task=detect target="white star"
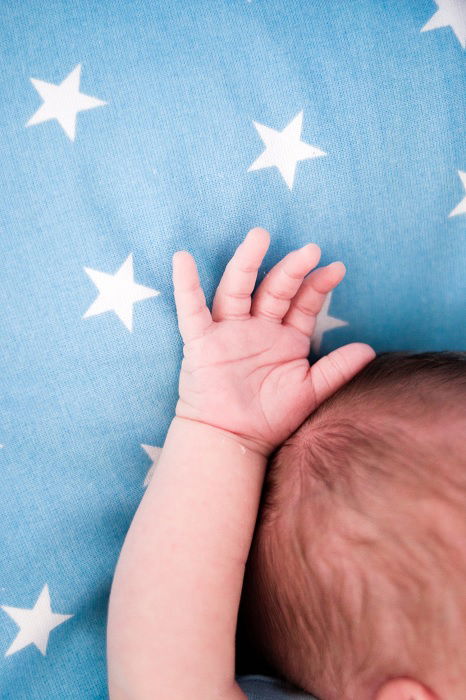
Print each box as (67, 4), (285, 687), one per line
(83, 254), (160, 332)
(141, 443), (163, 487)
(26, 64), (107, 141)
(247, 111), (326, 190)
(448, 170), (466, 217)
(421, 0), (466, 48)
(1, 584), (73, 657)
(311, 291), (349, 355)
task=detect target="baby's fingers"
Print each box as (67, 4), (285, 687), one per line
(310, 342), (376, 407)
(172, 251), (213, 343)
(282, 261), (346, 337)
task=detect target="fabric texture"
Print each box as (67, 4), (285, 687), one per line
(0, 1), (464, 697)
(237, 675), (316, 700)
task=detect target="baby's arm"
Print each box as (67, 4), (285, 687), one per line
(106, 226), (376, 699)
(106, 416), (266, 699)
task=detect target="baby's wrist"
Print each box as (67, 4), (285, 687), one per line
(172, 414), (273, 458)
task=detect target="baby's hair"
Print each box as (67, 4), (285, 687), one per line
(237, 351), (466, 700)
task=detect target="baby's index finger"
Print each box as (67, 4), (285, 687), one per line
(211, 227), (271, 322)
(172, 249), (191, 269)
(172, 250), (213, 344)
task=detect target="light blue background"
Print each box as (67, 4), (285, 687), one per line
(0, 1), (464, 697)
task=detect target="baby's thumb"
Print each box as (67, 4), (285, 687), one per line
(309, 342), (376, 408)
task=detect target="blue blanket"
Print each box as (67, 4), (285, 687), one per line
(0, 1), (464, 697)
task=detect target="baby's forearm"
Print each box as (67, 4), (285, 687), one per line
(106, 416), (267, 699)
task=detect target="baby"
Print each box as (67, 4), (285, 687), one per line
(237, 349), (466, 700)
(106, 227), (465, 700)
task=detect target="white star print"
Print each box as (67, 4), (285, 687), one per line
(311, 291), (348, 355)
(448, 170), (466, 217)
(247, 111), (326, 190)
(26, 64), (107, 141)
(1, 584), (73, 657)
(421, 0), (466, 48)
(141, 443), (163, 487)
(83, 254), (160, 332)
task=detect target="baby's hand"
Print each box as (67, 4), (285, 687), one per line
(172, 227), (375, 456)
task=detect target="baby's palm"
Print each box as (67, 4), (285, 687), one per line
(173, 228), (375, 456)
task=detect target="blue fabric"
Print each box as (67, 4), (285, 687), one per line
(0, 1), (464, 697)
(237, 675), (316, 699)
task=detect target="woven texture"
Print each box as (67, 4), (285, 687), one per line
(0, 1), (464, 697)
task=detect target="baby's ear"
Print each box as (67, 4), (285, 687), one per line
(375, 678), (438, 700)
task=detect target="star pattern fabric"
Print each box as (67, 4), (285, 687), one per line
(449, 170), (466, 217)
(1, 585), (73, 658)
(421, 0), (466, 48)
(310, 292), (348, 356)
(141, 443), (163, 486)
(83, 254), (160, 331)
(26, 64), (107, 141)
(248, 111), (326, 190)
(0, 1), (464, 698)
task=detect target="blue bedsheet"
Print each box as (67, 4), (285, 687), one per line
(0, 1), (464, 697)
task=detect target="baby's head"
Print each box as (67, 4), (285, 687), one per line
(238, 351), (466, 700)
